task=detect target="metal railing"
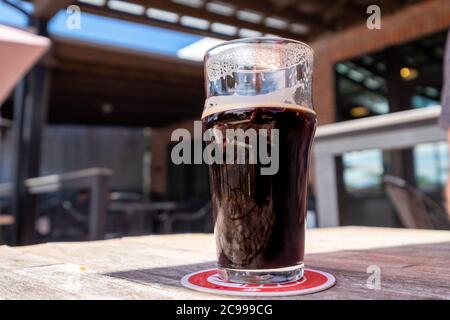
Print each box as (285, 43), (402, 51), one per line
(313, 106), (446, 227)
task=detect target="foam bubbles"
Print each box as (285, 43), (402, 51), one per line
(203, 39), (314, 116)
(205, 40), (313, 82)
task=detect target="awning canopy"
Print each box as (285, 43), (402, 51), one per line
(0, 35), (204, 127)
(29, 0), (413, 42)
(46, 38), (205, 127)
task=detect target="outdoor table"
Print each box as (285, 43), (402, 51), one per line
(0, 226), (449, 299)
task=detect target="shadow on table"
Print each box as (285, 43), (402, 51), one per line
(107, 261), (216, 285)
(104, 241), (450, 299)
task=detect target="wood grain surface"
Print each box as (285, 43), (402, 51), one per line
(0, 226), (449, 299)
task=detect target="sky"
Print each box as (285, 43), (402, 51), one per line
(0, 0), (220, 60)
(0, 0), (32, 27)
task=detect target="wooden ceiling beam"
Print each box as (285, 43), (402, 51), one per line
(50, 97), (203, 119)
(51, 68), (203, 94)
(221, 0), (321, 25)
(53, 61), (203, 87)
(51, 77), (203, 102)
(46, 106), (192, 127)
(219, 0), (327, 35)
(49, 94), (202, 117)
(77, 0), (307, 41)
(351, 0), (407, 13)
(32, 0), (75, 19)
(143, 0), (308, 38)
(51, 37), (203, 76)
(77, 3), (233, 40)
(50, 96), (203, 119)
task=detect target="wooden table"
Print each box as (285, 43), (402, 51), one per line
(1, 226), (449, 299)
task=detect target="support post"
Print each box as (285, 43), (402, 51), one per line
(313, 151), (340, 227)
(11, 17), (50, 245)
(88, 174), (109, 240)
(11, 77), (30, 245)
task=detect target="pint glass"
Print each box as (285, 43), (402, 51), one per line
(202, 38), (316, 284)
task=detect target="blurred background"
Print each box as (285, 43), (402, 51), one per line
(0, 0), (449, 246)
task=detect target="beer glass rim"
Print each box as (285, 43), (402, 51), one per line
(204, 37), (313, 62)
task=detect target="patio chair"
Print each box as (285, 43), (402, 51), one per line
(383, 175), (450, 230)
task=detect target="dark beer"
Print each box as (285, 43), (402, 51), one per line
(202, 103), (317, 271)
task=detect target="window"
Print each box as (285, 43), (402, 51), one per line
(414, 142), (449, 191)
(342, 149), (383, 193)
(335, 30), (447, 121)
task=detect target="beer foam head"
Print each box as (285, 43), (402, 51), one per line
(201, 101), (316, 119)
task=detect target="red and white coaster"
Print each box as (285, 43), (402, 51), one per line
(181, 268), (336, 297)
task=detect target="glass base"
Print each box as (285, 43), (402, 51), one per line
(218, 263), (304, 284)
